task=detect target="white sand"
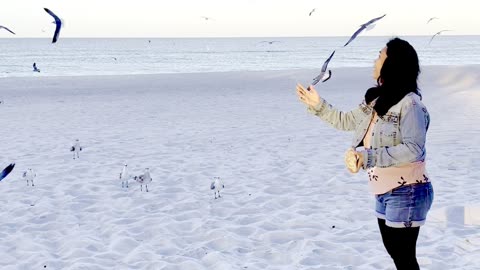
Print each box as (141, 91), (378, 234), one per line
(0, 66), (479, 269)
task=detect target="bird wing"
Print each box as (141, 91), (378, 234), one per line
(312, 50), (335, 85)
(44, 8), (62, 43)
(44, 8), (61, 24)
(0, 26), (16, 35)
(0, 163), (15, 182)
(344, 14), (385, 47)
(210, 182), (215, 190)
(343, 26), (365, 47)
(428, 33), (439, 44)
(322, 70), (333, 83)
(321, 50), (335, 72)
(428, 30), (450, 45)
(363, 14), (386, 27)
(52, 22), (62, 43)
(427, 17), (438, 24)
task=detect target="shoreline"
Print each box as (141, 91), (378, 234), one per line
(1, 64), (480, 81)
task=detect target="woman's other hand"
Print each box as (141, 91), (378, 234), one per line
(344, 148), (364, 173)
(296, 84), (320, 107)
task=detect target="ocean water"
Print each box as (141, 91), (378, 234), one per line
(0, 36), (479, 77)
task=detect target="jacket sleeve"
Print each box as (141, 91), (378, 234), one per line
(361, 99), (429, 168)
(307, 98), (367, 131)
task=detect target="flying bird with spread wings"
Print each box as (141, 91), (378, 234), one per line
(311, 50), (336, 85)
(343, 14), (387, 47)
(429, 30), (451, 45)
(44, 8), (63, 43)
(427, 17), (439, 24)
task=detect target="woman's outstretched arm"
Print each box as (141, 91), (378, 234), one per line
(297, 84), (368, 131)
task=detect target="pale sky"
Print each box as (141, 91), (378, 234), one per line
(0, 0), (479, 38)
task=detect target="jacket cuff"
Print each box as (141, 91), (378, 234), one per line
(307, 98), (327, 115)
(361, 149), (376, 169)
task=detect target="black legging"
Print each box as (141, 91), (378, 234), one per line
(378, 218), (420, 270)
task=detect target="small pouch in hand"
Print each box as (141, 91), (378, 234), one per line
(344, 149), (361, 173)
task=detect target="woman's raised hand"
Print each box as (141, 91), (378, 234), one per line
(296, 84), (320, 107)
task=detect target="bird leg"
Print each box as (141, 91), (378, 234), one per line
(146, 185), (149, 192)
(140, 185), (143, 192)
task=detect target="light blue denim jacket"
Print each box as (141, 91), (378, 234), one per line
(307, 92), (430, 169)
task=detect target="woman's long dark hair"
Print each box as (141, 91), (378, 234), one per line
(365, 38), (421, 116)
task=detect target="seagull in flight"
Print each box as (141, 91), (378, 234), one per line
(201, 16), (215, 21)
(311, 50), (335, 85)
(428, 30), (451, 45)
(0, 26), (15, 35)
(309, 8), (316, 16)
(427, 17), (439, 24)
(343, 14), (386, 47)
(44, 8), (63, 43)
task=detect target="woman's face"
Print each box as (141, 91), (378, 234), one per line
(373, 47), (388, 81)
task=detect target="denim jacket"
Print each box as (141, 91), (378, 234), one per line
(307, 92), (429, 169)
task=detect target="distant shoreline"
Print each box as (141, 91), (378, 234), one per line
(1, 65), (479, 81)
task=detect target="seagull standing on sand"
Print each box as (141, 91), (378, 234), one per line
(120, 163), (130, 188)
(210, 176), (224, 199)
(70, 139), (82, 159)
(427, 17), (439, 24)
(309, 8), (316, 16)
(0, 26), (15, 35)
(311, 50), (335, 85)
(134, 168), (152, 192)
(429, 30), (451, 45)
(44, 8), (63, 43)
(23, 169), (36, 187)
(343, 14), (387, 47)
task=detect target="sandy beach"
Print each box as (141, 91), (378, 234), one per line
(0, 66), (479, 269)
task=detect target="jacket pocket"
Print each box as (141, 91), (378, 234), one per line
(378, 112), (400, 147)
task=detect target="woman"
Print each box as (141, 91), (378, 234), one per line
(296, 38), (433, 270)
